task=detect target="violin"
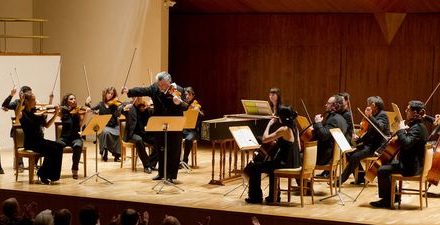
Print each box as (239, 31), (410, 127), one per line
(67, 106), (88, 115)
(165, 83), (182, 98)
(34, 105), (57, 116)
(357, 118), (369, 137)
(106, 98), (122, 107)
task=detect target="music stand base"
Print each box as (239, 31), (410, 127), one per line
(179, 161), (192, 174)
(152, 179), (184, 194)
(80, 172), (113, 184)
(224, 178), (248, 198)
(320, 190), (354, 206)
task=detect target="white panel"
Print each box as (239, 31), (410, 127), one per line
(0, 55), (61, 149)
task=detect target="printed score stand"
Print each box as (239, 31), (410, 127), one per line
(224, 126), (260, 197)
(180, 109), (199, 173)
(147, 116), (186, 194)
(80, 115), (112, 184)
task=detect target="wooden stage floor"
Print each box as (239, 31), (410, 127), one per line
(1, 141), (440, 225)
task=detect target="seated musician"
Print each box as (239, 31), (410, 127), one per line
(370, 100), (428, 208)
(123, 97), (158, 173)
(59, 93), (89, 179)
(87, 87), (122, 162)
(314, 95), (348, 176)
(338, 96), (390, 185)
(244, 105), (300, 204)
(182, 87), (204, 166)
(17, 92), (64, 184)
(338, 92), (354, 143)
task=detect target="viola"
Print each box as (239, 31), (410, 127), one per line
(106, 98), (122, 107)
(296, 115), (315, 151)
(357, 118), (369, 137)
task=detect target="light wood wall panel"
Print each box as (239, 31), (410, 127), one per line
(170, 13), (440, 120)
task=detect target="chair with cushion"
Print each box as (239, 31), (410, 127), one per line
(12, 124), (41, 184)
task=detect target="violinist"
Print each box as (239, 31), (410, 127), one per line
(122, 71), (188, 183)
(314, 95), (348, 177)
(181, 87), (204, 166)
(17, 92), (63, 184)
(122, 97), (158, 173)
(338, 92), (354, 143)
(370, 100), (428, 208)
(87, 87), (122, 162)
(338, 96), (390, 185)
(244, 105), (300, 204)
(59, 93), (89, 179)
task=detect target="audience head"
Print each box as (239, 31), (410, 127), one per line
(120, 208), (139, 225)
(79, 205), (99, 225)
(2, 198), (20, 218)
(54, 209), (72, 225)
(161, 215), (181, 225)
(34, 209), (54, 225)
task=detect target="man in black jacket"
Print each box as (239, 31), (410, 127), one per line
(370, 100), (428, 208)
(338, 96), (390, 185)
(123, 97), (158, 173)
(122, 71), (188, 182)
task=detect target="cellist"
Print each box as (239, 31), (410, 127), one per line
(338, 96), (390, 185)
(370, 100), (428, 208)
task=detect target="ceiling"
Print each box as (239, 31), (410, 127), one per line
(170, 0), (440, 13)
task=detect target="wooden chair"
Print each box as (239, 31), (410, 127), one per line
(182, 139), (199, 168)
(314, 143), (341, 195)
(12, 124), (41, 184)
(273, 141), (317, 207)
(54, 122), (87, 177)
(391, 145), (434, 209)
(118, 118), (137, 171)
(354, 156), (378, 185)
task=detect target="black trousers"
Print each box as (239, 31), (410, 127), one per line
(129, 133), (159, 169)
(182, 129), (197, 164)
(340, 145), (373, 183)
(157, 131), (182, 179)
(32, 139), (64, 181)
(59, 137), (83, 171)
(244, 160), (278, 201)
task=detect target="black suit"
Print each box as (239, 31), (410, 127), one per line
(313, 112), (348, 165)
(340, 110), (390, 183)
(377, 119), (427, 202)
(127, 84), (188, 179)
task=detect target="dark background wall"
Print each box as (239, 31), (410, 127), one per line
(169, 13), (440, 121)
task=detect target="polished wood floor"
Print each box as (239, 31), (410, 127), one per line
(1, 141), (440, 225)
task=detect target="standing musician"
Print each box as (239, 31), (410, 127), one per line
(338, 92), (354, 143)
(338, 96), (390, 185)
(17, 92), (64, 184)
(370, 100), (428, 208)
(59, 93), (89, 179)
(244, 105), (300, 204)
(269, 87), (282, 116)
(122, 97), (159, 174)
(314, 95), (349, 169)
(122, 71), (188, 183)
(181, 87), (203, 166)
(86, 87), (122, 162)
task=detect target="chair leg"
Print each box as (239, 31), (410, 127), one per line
(425, 181), (429, 208)
(300, 177), (304, 207)
(329, 169), (334, 195)
(310, 178), (315, 205)
(120, 146), (125, 168)
(29, 158), (35, 184)
(391, 177), (396, 209)
(131, 147), (136, 172)
(419, 180), (423, 210)
(15, 159), (19, 182)
(274, 177), (280, 203)
(83, 148), (87, 177)
(287, 178), (291, 202)
(398, 180), (403, 209)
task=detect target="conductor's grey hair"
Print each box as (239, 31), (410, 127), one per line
(156, 71), (172, 82)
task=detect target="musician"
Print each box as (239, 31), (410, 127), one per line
(58, 93), (88, 179)
(370, 100), (428, 208)
(182, 87), (203, 165)
(123, 97), (158, 173)
(244, 105), (300, 204)
(338, 92), (354, 143)
(314, 95), (348, 167)
(17, 92), (64, 184)
(87, 87), (122, 162)
(269, 87), (282, 116)
(122, 71), (188, 182)
(338, 96), (390, 185)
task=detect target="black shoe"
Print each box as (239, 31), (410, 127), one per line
(316, 171), (330, 179)
(245, 198), (262, 204)
(265, 196), (280, 203)
(350, 180), (365, 185)
(114, 156), (120, 162)
(369, 199), (389, 208)
(166, 178), (175, 184)
(0, 168), (4, 174)
(144, 167), (152, 174)
(152, 175), (163, 180)
(38, 176), (51, 185)
(102, 151), (108, 162)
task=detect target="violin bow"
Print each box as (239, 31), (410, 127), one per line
(51, 57), (62, 96)
(14, 67), (21, 88)
(300, 98), (313, 124)
(83, 64), (91, 98)
(425, 81), (440, 106)
(347, 96), (356, 130)
(9, 72), (16, 88)
(121, 48), (137, 94)
(357, 107), (389, 141)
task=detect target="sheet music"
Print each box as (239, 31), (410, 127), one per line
(329, 128), (353, 153)
(229, 126), (260, 151)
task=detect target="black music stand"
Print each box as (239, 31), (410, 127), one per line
(319, 128), (354, 205)
(147, 116), (185, 194)
(180, 109), (199, 173)
(80, 115), (113, 184)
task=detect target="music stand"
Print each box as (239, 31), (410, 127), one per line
(79, 115), (113, 184)
(147, 116), (186, 194)
(319, 128), (355, 205)
(180, 109), (199, 173)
